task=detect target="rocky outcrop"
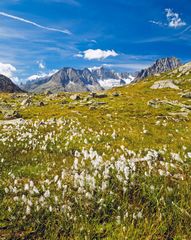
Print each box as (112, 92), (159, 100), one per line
(150, 80), (179, 90)
(0, 74), (23, 93)
(172, 62), (191, 78)
(134, 57), (182, 82)
(3, 110), (22, 120)
(182, 92), (191, 99)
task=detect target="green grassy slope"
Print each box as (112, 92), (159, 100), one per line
(0, 69), (191, 239)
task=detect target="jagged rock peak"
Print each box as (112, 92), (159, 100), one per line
(134, 57), (182, 82)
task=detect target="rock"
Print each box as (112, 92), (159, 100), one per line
(90, 93), (108, 98)
(106, 114), (112, 118)
(183, 105), (191, 110)
(97, 102), (107, 105)
(61, 100), (68, 105)
(84, 101), (94, 106)
(182, 92), (191, 99)
(90, 92), (97, 98)
(11, 93), (24, 99)
(68, 105), (75, 109)
(150, 80), (179, 90)
(148, 99), (191, 113)
(89, 106), (97, 110)
(169, 112), (189, 117)
(0, 118), (25, 126)
(70, 94), (81, 101)
(4, 110), (22, 120)
(45, 90), (53, 95)
(21, 97), (32, 107)
(147, 99), (159, 108)
(37, 101), (45, 107)
(112, 92), (120, 97)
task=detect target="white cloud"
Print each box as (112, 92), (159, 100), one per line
(77, 49), (118, 60)
(165, 8), (186, 28)
(27, 69), (58, 81)
(90, 40), (97, 43)
(37, 60), (46, 70)
(103, 63), (150, 71)
(150, 9), (186, 29)
(149, 20), (163, 27)
(0, 62), (19, 82)
(0, 62), (16, 77)
(74, 53), (83, 58)
(0, 11), (71, 35)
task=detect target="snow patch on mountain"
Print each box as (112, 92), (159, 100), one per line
(27, 69), (59, 81)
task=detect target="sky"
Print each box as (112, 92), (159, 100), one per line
(0, 0), (191, 82)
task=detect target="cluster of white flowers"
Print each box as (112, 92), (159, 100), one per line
(0, 116), (188, 234)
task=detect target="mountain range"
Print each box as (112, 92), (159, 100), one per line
(23, 66), (134, 93)
(0, 57), (182, 93)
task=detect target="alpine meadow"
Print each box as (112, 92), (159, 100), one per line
(0, 1), (191, 239)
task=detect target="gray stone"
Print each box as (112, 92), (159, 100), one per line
(61, 100), (68, 105)
(112, 92), (120, 97)
(90, 93), (108, 98)
(70, 94), (81, 101)
(182, 92), (191, 99)
(89, 106), (97, 110)
(4, 110), (22, 120)
(150, 80), (179, 90)
(0, 118), (25, 126)
(97, 102), (107, 105)
(147, 99), (159, 108)
(37, 101), (45, 107)
(45, 90), (53, 95)
(21, 97), (32, 107)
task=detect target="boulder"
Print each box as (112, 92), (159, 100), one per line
(150, 80), (179, 90)
(45, 90), (53, 95)
(37, 101), (45, 107)
(61, 100), (68, 105)
(21, 97), (32, 107)
(112, 92), (120, 97)
(70, 94), (81, 101)
(147, 99), (159, 108)
(92, 93), (108, 98)
(4, 110), (22, 120)
(89, 106), (97, 110)
(182, 92), (191, 99)
(97, 102), (107, 105)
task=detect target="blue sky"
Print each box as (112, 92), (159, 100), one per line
(0, 0), (191, 82)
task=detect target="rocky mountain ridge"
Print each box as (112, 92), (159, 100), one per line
(0, 74), (23, 93)
(134, 57), (182, 82)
